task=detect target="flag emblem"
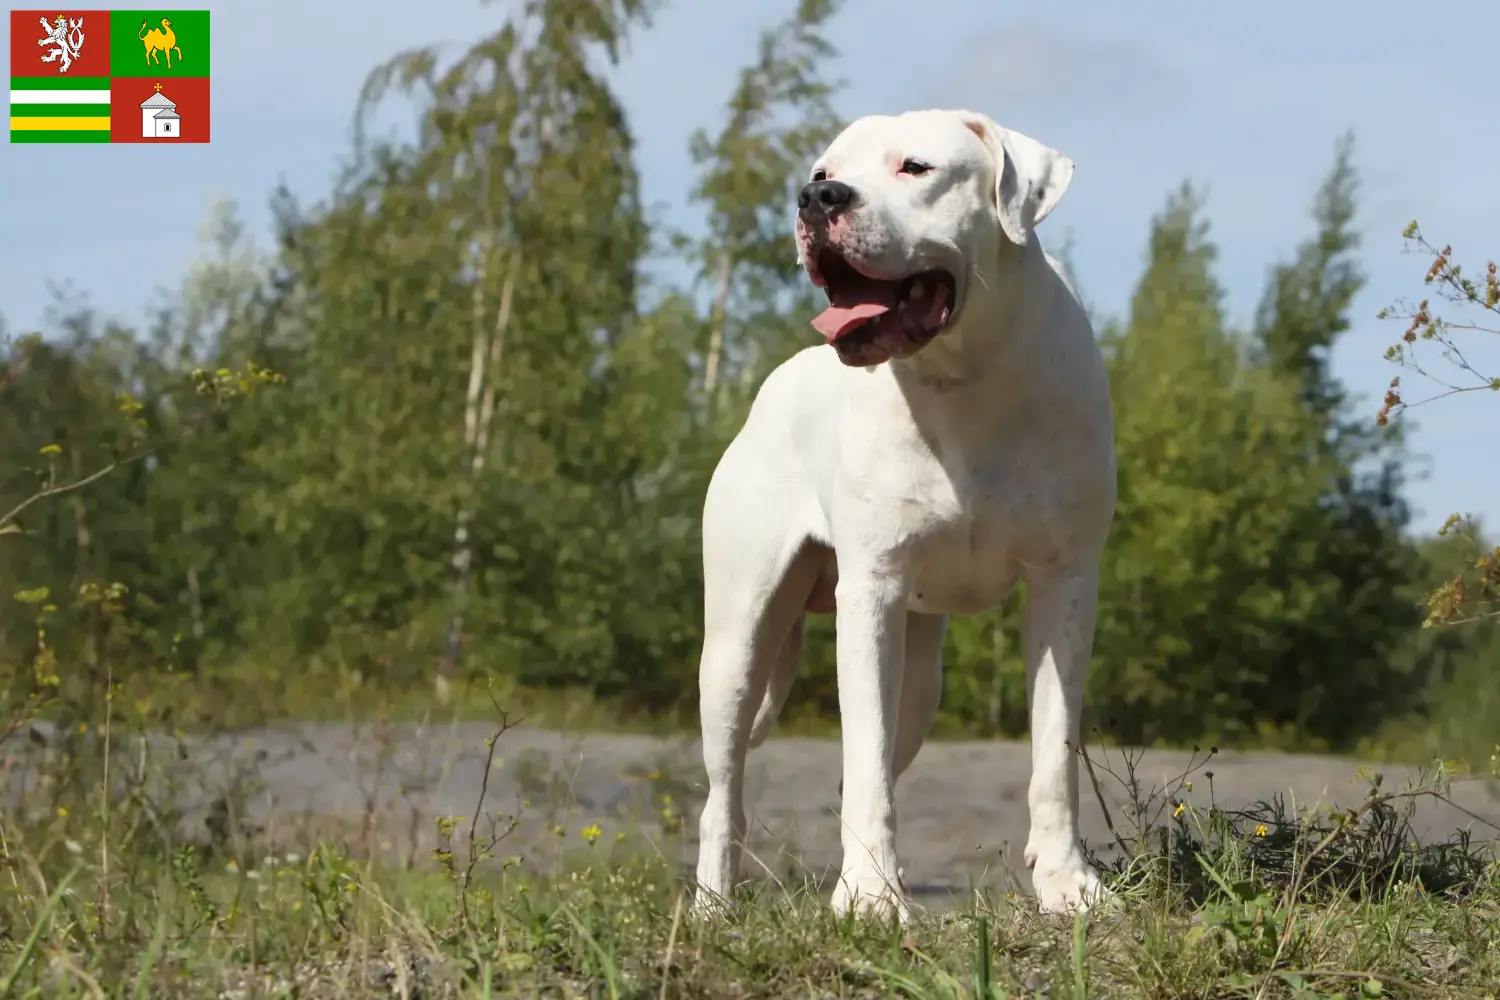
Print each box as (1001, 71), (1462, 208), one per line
(137, 16), (180, 68)
(35, 13), (86, 73)
(140, 80), (176, 137)
(9, 8), (210, 143)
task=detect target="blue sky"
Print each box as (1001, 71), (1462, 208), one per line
(2, 0), (1497, 535)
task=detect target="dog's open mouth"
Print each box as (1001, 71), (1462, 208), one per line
(808, 248), (957, 366)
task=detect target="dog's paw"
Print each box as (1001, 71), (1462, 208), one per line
(1030, 860), (1105, 915)
(690, 886), (736, 921)
(829, 869), (910, 923)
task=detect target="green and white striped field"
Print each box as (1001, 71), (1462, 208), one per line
(9, 76), (111, 143)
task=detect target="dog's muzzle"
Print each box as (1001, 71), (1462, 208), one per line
(806, 247), (957, 367)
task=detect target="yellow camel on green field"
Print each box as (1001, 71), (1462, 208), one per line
(138, 18), (182, 69)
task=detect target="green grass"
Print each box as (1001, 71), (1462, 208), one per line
(4, 847), (1494, 999)
(1, 711), (1497, 998)
(0, 814), (1495, 998)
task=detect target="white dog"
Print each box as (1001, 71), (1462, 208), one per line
(692, 109), (1116, 919)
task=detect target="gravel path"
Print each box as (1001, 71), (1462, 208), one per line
(7, 722), (1498, 902)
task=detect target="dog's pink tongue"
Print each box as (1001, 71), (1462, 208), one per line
(811, 272), (901, 342)
(810, 301), (890, 341)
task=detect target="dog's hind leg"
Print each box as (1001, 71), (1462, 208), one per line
(748, 613), (803, 749)
(892, 611), (946, 780)
(693, 472), (818, 915)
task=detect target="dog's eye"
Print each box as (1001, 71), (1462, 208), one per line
(899, 158), (933, 176)
(811, 168), (827, 182)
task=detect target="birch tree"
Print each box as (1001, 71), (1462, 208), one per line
(234, 0), (660, 684)
(682, 0), (844, 410)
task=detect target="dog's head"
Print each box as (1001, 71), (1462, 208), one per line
(796, 109), (1074, 367)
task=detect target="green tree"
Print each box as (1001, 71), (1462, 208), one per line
(1254, 134), (1361, 419)
(0, 309), (160, 670)
(0, 287), (282, 724)
(135, 198), (281, 662)
(1085, 186), (1327, 743)
(226, 0), (685, 700)
(1249, 139), (1432, 746)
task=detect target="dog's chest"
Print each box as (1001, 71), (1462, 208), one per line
(854, 448), (1049, 616)
(903, 473), (1035, 615)
(833, 375), (1099, 616)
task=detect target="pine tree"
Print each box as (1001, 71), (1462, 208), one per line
(1254, 133), (1362, 419)
(1247, 136), (1430, 745)
(1087, 186), (1334, 744)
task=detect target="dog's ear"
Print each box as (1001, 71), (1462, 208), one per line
(958, 112), (1074, 247)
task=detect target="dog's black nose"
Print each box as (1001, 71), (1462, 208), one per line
(798, 179), (854, 215)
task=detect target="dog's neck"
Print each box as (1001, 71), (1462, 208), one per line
(888, 236), (1054, 399)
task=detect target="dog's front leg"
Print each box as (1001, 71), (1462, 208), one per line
(830, 566), (909, 920)
(1022, 563), (1105, 913)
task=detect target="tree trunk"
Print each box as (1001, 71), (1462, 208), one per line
(181, 498), (206, 647)
(437, 233), (494, 692)
(440, 115), (542, 690)
(473, 257), (515, 479)
(185, 562), (205, 640)
(68, 448), (90, 580)
(440, 248), (517, 682)
(702, 246), (735, 405)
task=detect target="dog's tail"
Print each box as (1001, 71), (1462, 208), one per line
(747, 615), (803, 748)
